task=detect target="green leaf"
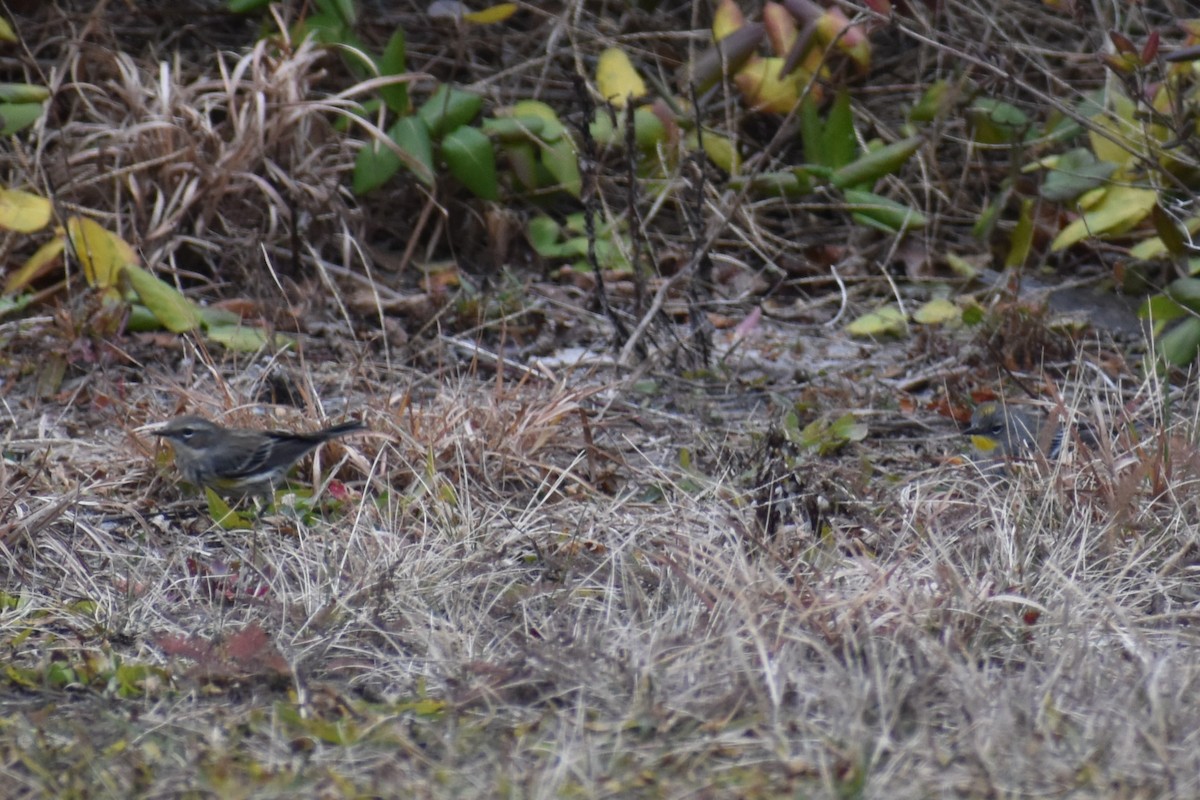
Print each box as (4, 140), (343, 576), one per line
(0, 83), (50, 103)
(418, 85), (482, 138)
(966, 98), (1030, 144)
(353, 139), (401, 195)
(501, 141), (541, 191)
(206, 324), (293, 353)
(800, 95), (824, 166)
(197, 306), (243, 328)
(1039, 148), (1116, 202)
(843, 189), (927, 233)
(829, 136), (923, 190)
(442, 125), (498, 200)
(227, 0), (271, 11)
(377, 28), (408, 114)
(527, 216), (564, 256)
(353, 116), (434, 194)
(1156, 318), (1200, 367)
(481, 115), (546, 142)
(1165, 277), (1200, 314)
(506, 100), (566, 141)
(822, 91), (856, 170)
(123, 263), (202, 333)
(0, 102), (44, 136)
(314, 0), (355, 27)
(125, 303), (162, 332)
(390, 116), (434, 184)
(540, 138), (581, 197)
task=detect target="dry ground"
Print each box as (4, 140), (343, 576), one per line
(1, 1), (1199, 798)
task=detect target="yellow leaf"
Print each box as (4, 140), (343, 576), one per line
(0, 188), (52, 233)
(912, 298), (960, 325)
(67, 217), (136, 289)
(596, 48), (647, 108)
(846, 305), (907, 337)
(734, 57), (805, 113)
(1051, 186), (1157, 251)
(463, 3), (517, 24)
(4, 235), (64, 294)
(1088, 95), (1139, 168)
(0, 17), (14, 43)
(712, 0), (745, 41)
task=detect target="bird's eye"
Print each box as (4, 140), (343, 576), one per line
(180, 427), (196, 439)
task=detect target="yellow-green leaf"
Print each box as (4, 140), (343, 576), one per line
(596, 47), (647, 108)
(847, 304), (906, 337)
(1050, 185), (1157, 251)
(4, 235), (64, 294)
(206, 324), (293, 353)
(1006, 197), (1034, 267)
(205, 488), (255, 530)
(0, 83), (49, 103)
(689, 129), (741, 174)
(1088, 95), (1139, 168)
(0, 17), (14, 42)
(0, 188), (51, 233)
(505, 100), (565, 141)
(463, 3), (517, 24)
(123, 263), (201, 333)
(912, 297), (960, 325)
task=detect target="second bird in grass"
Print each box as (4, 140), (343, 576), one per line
(155, 415), (366, 499)
(964, 402), (1065, 460)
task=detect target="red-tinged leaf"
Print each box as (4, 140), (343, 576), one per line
(863, 0), (891, 12)
(224, 625), (269, 661)
(156, 633), (210, 660)
(763, 2), (798, 58)
(1141, 30), (1159, 63)
(1109, 30), (1136, 55)
(326, 479), (351, 501)
(733, 305), (762, 340)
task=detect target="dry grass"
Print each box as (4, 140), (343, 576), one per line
(0, 1), (1198, 798)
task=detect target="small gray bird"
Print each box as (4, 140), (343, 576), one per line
(964, 402), (1064, 459)
(156, 415), (365, 498)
